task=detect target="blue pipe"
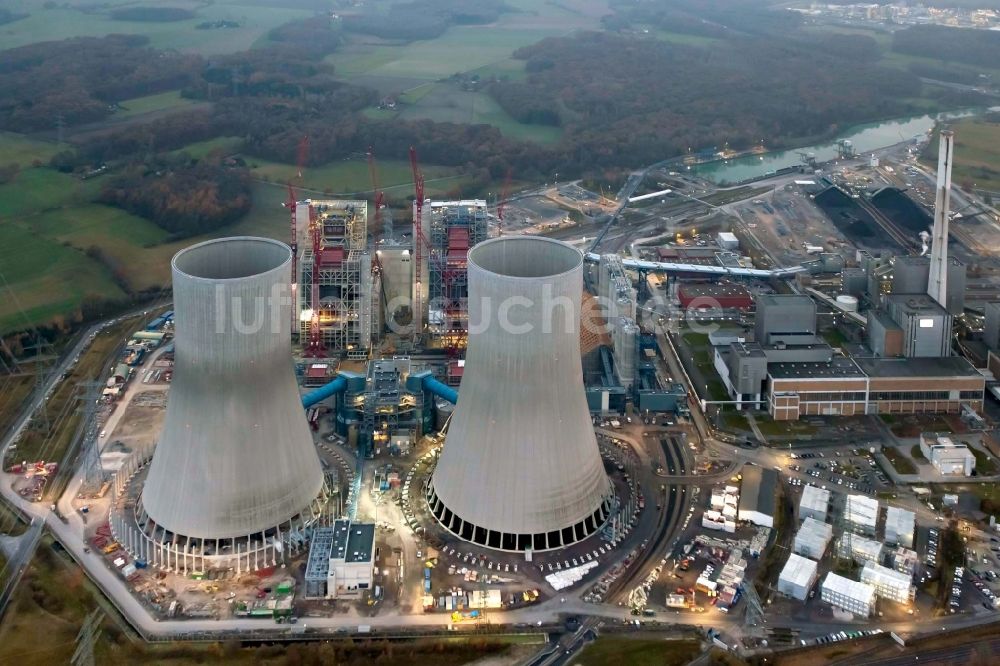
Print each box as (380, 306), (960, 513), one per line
(422, 376), (458, 405)
(301, 374), (348, 408)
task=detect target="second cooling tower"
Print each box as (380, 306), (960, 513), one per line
(427, 236), (613, 552)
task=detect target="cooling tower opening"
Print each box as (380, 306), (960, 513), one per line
(469, 236), (582, 279)
(173, 237), (290, 281)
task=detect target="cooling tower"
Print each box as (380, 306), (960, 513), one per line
(427, 236), (613, 552)
(136, 237), (326, 571)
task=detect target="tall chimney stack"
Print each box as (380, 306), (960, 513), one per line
(927, 129), (954, 308)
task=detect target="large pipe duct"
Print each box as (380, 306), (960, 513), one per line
(137, 237), (325, 569)
(427, 236), (613, 552)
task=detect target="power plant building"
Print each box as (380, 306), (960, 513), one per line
(304, 520), (375, 599)
(123, 237), (329, 573)
(412, 200), (489, 349)
(777, 553), (819, 601)
(428, 237), (613, 551)
(738, 466), (777, 528)
(297, 200), (379, 359)
(884, 294), (952, 358)
(754, 294), (816, 345)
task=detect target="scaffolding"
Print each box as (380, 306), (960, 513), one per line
(414, 200), (489, 348)
(298, 200), (378, 359)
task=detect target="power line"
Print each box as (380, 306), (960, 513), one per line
(71, 608), (102, 666)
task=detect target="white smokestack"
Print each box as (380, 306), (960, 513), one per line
(927, 130), (954, 308)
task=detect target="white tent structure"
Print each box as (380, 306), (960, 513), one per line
(428, 237), (613, 551)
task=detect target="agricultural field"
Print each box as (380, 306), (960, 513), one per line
(0, 1), (312, 55)
(114, 90), (197, 119)
(0, 133), (59, 168)
(924, 118), (1000, 192)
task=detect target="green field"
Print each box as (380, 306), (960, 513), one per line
(925, 119), (1000, 192)
(0, 3), (313, 55)
(170, 136), (244, 160)
(0, 132), (59, 168)
(576, 638), (701, 666)
(115, 90), (196, 118)
(395, 86), (564, 144)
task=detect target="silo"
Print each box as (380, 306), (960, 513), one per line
(427, 236), (613, 552)
(137, 237), (327, 572)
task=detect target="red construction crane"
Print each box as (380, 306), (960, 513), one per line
(367, 146), (385, 234)
(496, 167), (513, 236)
(303, 205), (325, 357)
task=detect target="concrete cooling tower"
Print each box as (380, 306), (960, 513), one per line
(427, 236), (613, 552)
(135, 237), (327, 572)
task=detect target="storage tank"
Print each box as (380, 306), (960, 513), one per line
(427, 237), (613, 551)
(134, 237), (327, 572)
(835, 294), (859, 312)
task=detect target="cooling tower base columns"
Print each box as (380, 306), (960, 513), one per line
(425, 484), (614, 552)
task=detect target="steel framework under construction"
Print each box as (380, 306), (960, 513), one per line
(412, 200), (489, 349)
(297, 200), (380, 359)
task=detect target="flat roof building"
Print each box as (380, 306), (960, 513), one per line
(821, 572), (876, 617)
(778, 553), (819, 601)
(845, 495), (879, 536)
(885, 506), (916, 548)
(755, 294), (817, 346)
(794, 517), (834, 560)
(861, 562), (915, 604)
(304, 520), (376, 599)
(919, 432), (976, 476)
(799, 484), (831, 522)
(838, 533), (883, 565)
(738, 466), (777, 528)
(884, 293), (952, 358)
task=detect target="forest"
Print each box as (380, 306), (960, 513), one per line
(893, 25), (1000, 69)
(488, 31), (921, 169)
(0, 35), (201, 131)
(98, 160), (252, 238)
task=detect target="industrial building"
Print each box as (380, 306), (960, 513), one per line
(738, 466), (777, 528)
(821, 572), (876, 617)
(777, 553), (819, 601)
(304, 520), (376, 599)
(754, 294), (816, 346)
(428, 237), (614, 552)
(677, 283), (753, 310)
(985, 301), (1000, 352)
(717, 231), (740, 252)
(122, 238), (329, 573)
(890, 255), (965, 316)
(861, 562), (915, 604)
(598, 254), (638, 390)
(412, 199), (489, 349)
(326, 357), (436, 458)
(919, 432), (976, 476)
(297, 200), (379, 359)
(845, 494), (879, 536)
(884, 506), (916, 548)
(793, 517), (834, 559)
(838, 533), (884, 565)
(881, 294), (953, 358)
(799, 484), (831, 522)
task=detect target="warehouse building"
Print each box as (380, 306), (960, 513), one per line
(777, 553), (819, 601)
(861, 562), (915, 604)
(884, 506), (916, 548)
(919, 432), (976, 476)
(738, 466), (777, 528)
(793, 517), (834, 559)
(799, 484), (831, 522)
(821, 572), (876, 617)
(845, 495), (879, 536)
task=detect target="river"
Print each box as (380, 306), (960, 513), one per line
(688, 108), (995, 185)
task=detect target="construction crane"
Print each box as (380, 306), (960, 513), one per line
(409, 146), (426, 342)
(303, 205), (325, 357)
(495, 167), (513, 237)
